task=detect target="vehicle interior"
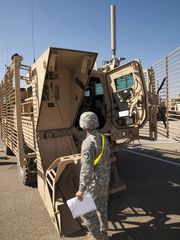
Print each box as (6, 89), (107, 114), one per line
(74, 76), (107, 129)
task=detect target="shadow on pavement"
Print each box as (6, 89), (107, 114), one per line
(108, 147), (180, 240)
(0, 161), (16, 166)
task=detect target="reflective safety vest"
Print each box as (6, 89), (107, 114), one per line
(94, 134), (105, 166)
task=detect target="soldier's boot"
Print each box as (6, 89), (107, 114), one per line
(84, 234), (102, 240)
(92, 233), (104, 240)
(100, 231), (109, 240)
(84, 233), (103, 240)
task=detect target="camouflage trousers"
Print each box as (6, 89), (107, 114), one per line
(83, 184), (109, 239)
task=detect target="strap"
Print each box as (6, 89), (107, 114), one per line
(94, 134), (105, 166)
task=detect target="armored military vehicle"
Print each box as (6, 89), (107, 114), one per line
(0, 5), (156, 237)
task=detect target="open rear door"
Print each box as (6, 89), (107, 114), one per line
(106, 60), (148, 139)
(36, 48), (97, 132)
(33, 48), (97, 236)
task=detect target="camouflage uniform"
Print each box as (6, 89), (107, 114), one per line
(79, 112), (110, 240)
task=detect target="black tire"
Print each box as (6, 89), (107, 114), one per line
(17, 160), (37, 187)
(5, 146), (15, 156)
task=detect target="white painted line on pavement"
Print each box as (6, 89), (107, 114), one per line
(140, 141), (177, 144)
(123, 149), (180, 167)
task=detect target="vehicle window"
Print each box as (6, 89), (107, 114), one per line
(95, 83), (104, 95)
(115, 73), (133, 91)
(84, 83), (104, 97)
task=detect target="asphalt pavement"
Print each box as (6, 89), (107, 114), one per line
(0, 137), (180, 240)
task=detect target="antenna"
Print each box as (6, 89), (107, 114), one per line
(31, 0), (36, 62)
(111, 4), (116, 60)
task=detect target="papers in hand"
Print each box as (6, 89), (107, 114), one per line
(66, 192), (97, 219)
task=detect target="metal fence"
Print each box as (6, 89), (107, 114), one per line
(152, 47), (180, 141)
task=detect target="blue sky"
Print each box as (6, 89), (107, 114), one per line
(0, 0), (179, 79)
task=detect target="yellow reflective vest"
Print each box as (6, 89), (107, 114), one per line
(94, 134), (105, 166)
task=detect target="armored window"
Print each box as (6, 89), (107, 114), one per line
(115, 73), (133, 91)
(95, 83), (104, 96)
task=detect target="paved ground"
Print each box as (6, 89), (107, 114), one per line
(0, 137), (180, 240)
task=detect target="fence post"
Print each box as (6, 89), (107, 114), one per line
(148, 68), (158, 140)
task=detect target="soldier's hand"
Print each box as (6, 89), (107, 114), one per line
(75, 191), (84, 201)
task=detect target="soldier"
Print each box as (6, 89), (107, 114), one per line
(75, 112), (110, 240)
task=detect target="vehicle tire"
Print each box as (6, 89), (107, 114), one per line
(5, 146), (15, 156)
(17, 160), (37, 187)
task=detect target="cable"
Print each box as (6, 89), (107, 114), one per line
(31, 0), (36, 62)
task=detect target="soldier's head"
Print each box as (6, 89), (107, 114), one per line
(79, 111), (99, 131)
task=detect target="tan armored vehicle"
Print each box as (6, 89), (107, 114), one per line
(0, 5), (155, 237)
(0, 48), (148, 235)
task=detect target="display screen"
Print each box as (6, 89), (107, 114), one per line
(115, 73), (133, 91)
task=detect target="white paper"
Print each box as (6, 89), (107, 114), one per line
(66, 192), (97, 219)
(119, 110), (129, 117)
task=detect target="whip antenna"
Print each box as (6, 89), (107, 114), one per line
(111, 4), (116, 60)
(31, 0), (36, 62)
